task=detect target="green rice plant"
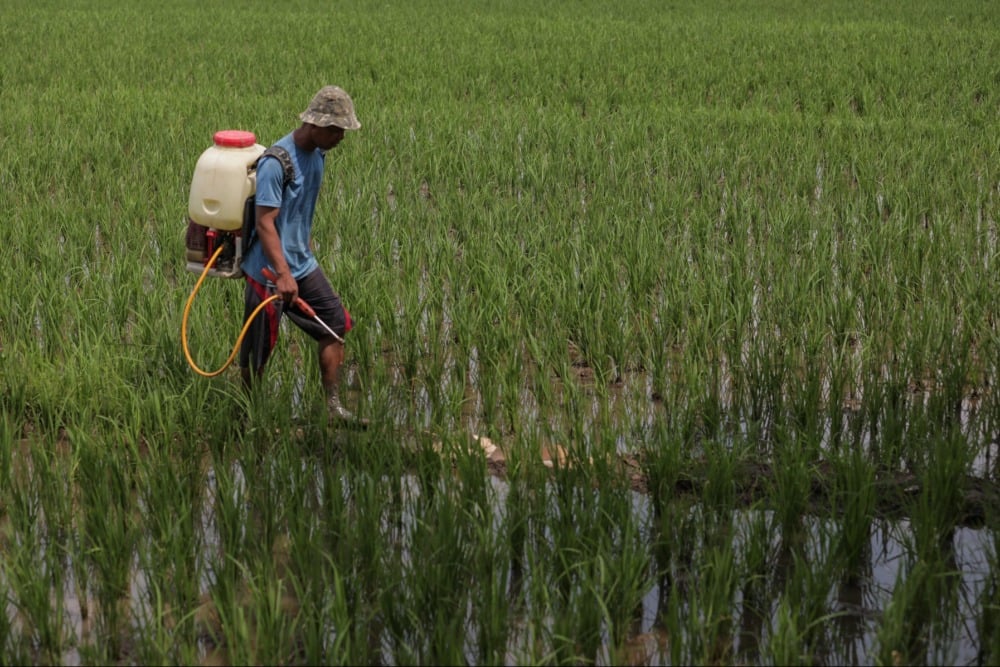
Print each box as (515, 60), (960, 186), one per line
(204, 456), (251, 612)
(779, 527), (843, 660)
(782, 502), (853, 658)
(587, 487), (651, 660)
(465, 495), (515, 665)
(0, 558), (34, 665)
(830, 573), (873, 667)
(766, 596), (807, 666)
(785, 330), (833, 446)
(515, 471), (575, 662)
(30, 442), (78, 659)
(376, 473), (476, 664)
(829, 448), (877, 577)
(239, 558), (302, 665)
(652, 494), (702, 621)
(310, 561), (356, 663)
(313, 470), (391, 665)
(879, 516), (965, 665)
(699, 438), (741, 531)
(502, 431), (552, 587)
(823, 335), (861, 454)
(0, 423), (10, 653)
(76, 436), (140, 661)
(545, 555), (604, 665)
(203, 556), (256, 665)
(241, 452), (298, 568)
(767, 431), (816, 536)
(735, 508), (778, 664)
(892, 480), (967, 663)
(0, 563), (13, 661)
(643, 420), (692, 602)
(688, 542), (739, 665)
(510, 464), (597, 663)
(348, 469), (414, 661)
(129, 580), (202, 666)
(529, 452), (650, 664)
(134, 408), (207, 607)
(660, 569), (687, 667)
(499, 348), (533, 440)
(909, 429), (973, 564)
(272, 464), (332, 663)
(874, 559), (934, 666)
(4, 462), (68, 663)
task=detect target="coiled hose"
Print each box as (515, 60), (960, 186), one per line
(181, 244), (279, 377)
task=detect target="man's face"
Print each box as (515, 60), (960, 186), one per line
(314, 124), (346, 150)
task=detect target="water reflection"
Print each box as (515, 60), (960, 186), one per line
(2, 450), (994, 665)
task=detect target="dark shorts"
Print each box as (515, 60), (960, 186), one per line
(239, 267), (352, 375)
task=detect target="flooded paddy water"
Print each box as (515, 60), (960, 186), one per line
(2, 461), (995, 665)
(2, 359), (997, 665)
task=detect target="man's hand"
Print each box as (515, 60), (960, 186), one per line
(273, 270), (298, 305)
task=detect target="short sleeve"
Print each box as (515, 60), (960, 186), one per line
(254, 156), (286, 208)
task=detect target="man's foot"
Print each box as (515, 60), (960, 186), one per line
(328, 394), (369, 429)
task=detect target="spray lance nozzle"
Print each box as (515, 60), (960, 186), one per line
(262, 267), (345, 344)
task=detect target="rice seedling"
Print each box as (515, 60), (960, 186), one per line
(829, 448), (878, 576)
(874, 557), (937, 666)
(734, 508), (777, 662)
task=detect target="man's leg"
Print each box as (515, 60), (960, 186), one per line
(289, 268), (361, 425)
(239, 276), (283, 389)
(318, 336), (354, 421)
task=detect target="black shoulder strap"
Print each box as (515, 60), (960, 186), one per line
(243, 146), (297, 253)
(256, 145), (296, 188)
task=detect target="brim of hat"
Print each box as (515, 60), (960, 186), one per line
(300, 111), (361, 130)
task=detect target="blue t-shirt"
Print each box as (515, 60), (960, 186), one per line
(241, 133), (325, 283)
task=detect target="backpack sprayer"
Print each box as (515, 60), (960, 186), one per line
(185, 130), (263, 278)
(181, 130), (279, 378)
(181, 129), (346, 378)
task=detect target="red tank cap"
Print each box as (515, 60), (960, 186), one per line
(213, 130), (257, 148)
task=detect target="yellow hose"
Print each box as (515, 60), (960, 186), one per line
(182, 244), (280, 378)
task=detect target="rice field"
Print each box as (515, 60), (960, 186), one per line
(1, 0), (999, 664)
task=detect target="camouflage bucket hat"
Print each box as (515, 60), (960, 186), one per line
(300, 85), (361, 130)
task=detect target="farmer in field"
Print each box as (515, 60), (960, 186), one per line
(238, 84), (362, 425)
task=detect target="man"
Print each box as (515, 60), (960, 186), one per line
(239, 84), (361, 424)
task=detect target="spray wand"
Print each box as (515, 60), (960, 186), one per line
(261, 267), (345, 344)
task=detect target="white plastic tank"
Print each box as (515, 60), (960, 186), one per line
(188, 130), (265, 231)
